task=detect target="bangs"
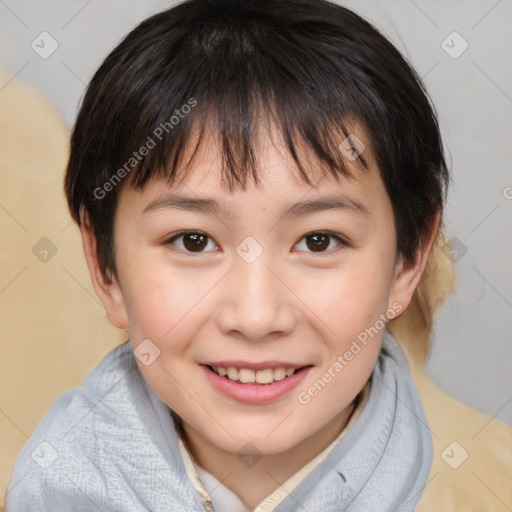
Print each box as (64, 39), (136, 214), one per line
(127, 97), (367, 193)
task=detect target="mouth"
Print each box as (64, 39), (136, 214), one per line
(205, 364), (309, 385)
(200, 363), (313, 404)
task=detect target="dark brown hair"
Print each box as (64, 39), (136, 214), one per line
(64, 0), (449, 280)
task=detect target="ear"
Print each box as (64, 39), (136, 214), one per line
(79, 209), (129, 330)
(388, 209), (441, 315)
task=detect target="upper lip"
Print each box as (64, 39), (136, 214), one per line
(202, 361), (310, 370)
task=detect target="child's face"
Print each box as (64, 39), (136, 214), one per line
(99, 126), (419, 457)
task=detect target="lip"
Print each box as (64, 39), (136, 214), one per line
(201, 364), (313, 404)
(203, 360), (306, 370)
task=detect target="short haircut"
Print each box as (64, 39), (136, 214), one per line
(64, 0), (450, 280)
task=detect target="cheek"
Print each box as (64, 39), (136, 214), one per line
(296, 256), (392, 389)
(303, 260), (392, 334)
(118, 255), (188, 340)
(119, 256), (226, 359)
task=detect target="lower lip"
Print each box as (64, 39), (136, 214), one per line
(201, 365), (312, 404)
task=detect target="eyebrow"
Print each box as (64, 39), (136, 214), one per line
(142, 193), (370, 218)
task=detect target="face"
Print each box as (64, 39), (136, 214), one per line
(95, 126), (421, 458)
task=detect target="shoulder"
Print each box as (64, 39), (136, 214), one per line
(4, 342), (145, 511)
(27, 340), (138, 442)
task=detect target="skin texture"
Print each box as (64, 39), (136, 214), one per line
(81, 125), (439, 508)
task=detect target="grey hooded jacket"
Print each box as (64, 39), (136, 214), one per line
(5, 330), (432, 511)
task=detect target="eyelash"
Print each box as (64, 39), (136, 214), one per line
(164, 230), (348, 256)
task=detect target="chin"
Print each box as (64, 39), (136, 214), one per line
(207, 425), (307, 456)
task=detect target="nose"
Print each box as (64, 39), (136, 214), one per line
(215, 252), (297, 342)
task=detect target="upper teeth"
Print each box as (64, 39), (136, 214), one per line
(214, 366), (298, 384)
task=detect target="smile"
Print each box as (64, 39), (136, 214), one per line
(201, 364), (313, 404)
(208, 365), (300, 384)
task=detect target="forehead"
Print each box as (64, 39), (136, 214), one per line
(119, 121), (389, 217)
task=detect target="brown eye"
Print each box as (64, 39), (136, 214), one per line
(183, 233), (208, 251)
(295, 232), (345, 254)
(306, 233), (330, 252)
(167, 231), (217, 253)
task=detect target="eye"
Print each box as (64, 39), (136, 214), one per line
(164, 230), (347, 255)
(293, 232), (346, 254)
(165, 231), (218, 253)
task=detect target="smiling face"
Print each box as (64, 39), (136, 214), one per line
(82, 124), (431, 462)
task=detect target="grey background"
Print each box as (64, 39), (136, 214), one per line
(1, 0), (511, 425)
